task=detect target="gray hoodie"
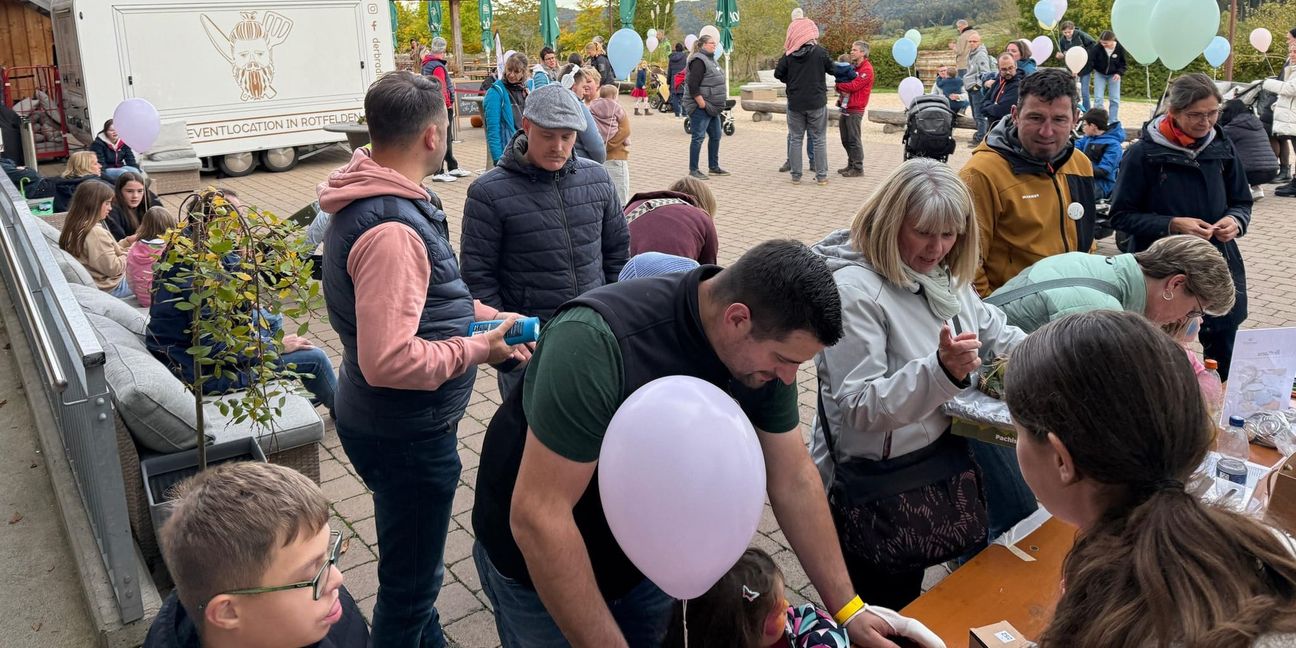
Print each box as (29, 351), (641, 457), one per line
(808, 229), (1025, 485)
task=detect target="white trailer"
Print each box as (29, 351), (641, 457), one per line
(50, 0), (394, 176)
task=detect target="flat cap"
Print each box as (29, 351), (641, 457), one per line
(522, 84), (588, 131)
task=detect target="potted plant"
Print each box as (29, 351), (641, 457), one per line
(140, 188), (322, 526)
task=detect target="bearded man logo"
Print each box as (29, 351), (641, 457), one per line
(201, 11), (294, 101)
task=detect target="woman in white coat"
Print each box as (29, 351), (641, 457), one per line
(1266, 41), (1296, 196)
(809, 158), (1033, 610)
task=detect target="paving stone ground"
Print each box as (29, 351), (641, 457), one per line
(178, 93), (1296, 647)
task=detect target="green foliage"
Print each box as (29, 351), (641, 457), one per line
(814, 0), (883, 57)
(727, 0), (799, 81)
(560, 0), (609, 53)
(496, 0), (545, 57)
(395, 0), (485, 56)
(158, 190), (324, 462)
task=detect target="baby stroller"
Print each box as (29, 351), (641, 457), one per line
(647, 67), (672, 113)
(683, 99), (737, 136)
(903, 94), (956, 162)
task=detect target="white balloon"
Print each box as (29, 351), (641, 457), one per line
(898, 76), (924, 108)
(1250, 27), (1273, 53)
(1064, 46), (1089, 74)
(647, 28), (657, 39)
(684, 34), (697, 49)
(1030, 35), (1054, 65)
(700, 24), (721, 42)
(646, 35), (659, 53)
(600, 377), (767, 600)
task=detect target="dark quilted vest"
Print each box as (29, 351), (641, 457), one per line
(323, 194), (477, 438)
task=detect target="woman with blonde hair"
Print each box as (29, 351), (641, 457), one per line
(58, 180), (132, 297)
(53, 151), (113, 212)
(810, 157), (1029, 609)
(584, 40), (615, 88)
(1004, 310), (1296, 648)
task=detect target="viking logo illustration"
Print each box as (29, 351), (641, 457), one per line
(201, 11), (294, 101)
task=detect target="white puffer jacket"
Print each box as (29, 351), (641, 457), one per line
(1263, 63), (1296, 137)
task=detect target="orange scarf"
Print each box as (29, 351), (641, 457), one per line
(1158, 116), (1199, 148)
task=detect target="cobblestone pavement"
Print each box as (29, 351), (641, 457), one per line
(191, 94), (1296, 648)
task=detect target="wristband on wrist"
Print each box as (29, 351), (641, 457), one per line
(833, 595), (865, 625)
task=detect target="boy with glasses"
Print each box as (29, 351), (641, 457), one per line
(144, 462), (369, 648)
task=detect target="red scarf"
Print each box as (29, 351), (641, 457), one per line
(1158, 116), (1199, 148)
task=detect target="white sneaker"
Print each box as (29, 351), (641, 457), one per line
(447, 168), (473, 177)
(431, 173), (457, 183)
(1251, 186), (1265, 200)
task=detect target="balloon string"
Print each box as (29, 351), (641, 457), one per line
(682, 599), (689, 648)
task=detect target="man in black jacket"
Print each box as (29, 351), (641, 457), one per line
(1056, 21), (1097, 110)
(775, 19), (835, 185)
(461, 84), (629, 399)
(667, 42), (688, 117)
(981, 54), (1023, 128)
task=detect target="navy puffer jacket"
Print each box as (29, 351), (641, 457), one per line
(461, 131), (629, 322)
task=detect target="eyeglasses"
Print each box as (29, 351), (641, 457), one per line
(1186, 293), (1205, 320)
(1180, 109), (1221, 123)
(998, 68), (1014, 74)
(200, 530), (346, 610)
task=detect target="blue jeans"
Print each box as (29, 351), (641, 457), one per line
(970, 440), (1039, 543)
(474, 542), (674, 647)
(102, 166), (141, 182)
(1078, 72), (1092, 111)
(688, 109), (722, 172)
(1093, 73), (1121, 123)
(670, 90), (683, 116)
(109, 274), (133, 298)
(338, 424), (462, 648)
(278, 347), (336, 413)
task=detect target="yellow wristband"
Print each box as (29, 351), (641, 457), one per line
(833, 595), (865, 625)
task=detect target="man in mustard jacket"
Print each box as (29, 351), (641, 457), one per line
(960, 68), (1097, 296)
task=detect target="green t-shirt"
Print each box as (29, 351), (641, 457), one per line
(522, 306), (801, 463)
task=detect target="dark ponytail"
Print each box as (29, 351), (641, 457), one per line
(661, 548), (782, 648)
(1004, 311), (1296, 648)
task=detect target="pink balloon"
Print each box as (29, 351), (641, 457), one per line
(1030, 35), (1054, 65)
(646, 35), (659, 53)
(898, 76), (924, 108)
(599, 376), (767, 600)
(112, 98), (161, 152)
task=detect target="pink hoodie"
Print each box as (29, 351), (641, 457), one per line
(317, 148), (498, 391)
(588, 97), (624, 145)
(126, 239), (165, 307)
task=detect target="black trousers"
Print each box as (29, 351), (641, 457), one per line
(842, 555), (925, 611)
(840, 112), (864, 170)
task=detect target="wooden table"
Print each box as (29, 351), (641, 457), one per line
(901, 443), (1283, 647)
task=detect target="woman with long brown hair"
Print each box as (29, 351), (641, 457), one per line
(57, 180), (132, 297)
(1004, 310), (1296, 648)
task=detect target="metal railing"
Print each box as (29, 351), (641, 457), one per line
(0, 174), (143, 623)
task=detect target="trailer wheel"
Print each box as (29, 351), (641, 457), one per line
(218, 152), (257, 177)
(261, 147), (299, 173)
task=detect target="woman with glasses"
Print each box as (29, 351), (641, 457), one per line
(1111, 73), (1251, 379)
(987, 235), (1235, 333)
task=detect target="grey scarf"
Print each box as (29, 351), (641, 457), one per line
(904, 265), (962, 321)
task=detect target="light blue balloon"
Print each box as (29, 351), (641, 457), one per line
(891, 37), (917, 68)
(1203, 36), (1231, 67)
(607, 28), (645, 81)
(1033, 0), (1056, 28)
(1149, 0), (1219, 70)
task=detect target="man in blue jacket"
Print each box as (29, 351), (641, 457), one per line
(1075, 108), (1124, 198)
(981, 54), (1023, 130)
(461, 84), (629, 400)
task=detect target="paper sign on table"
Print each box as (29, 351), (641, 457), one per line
(1221, 327), (1296, 424)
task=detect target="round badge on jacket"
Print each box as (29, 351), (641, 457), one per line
(1067, 202), (1085, 221)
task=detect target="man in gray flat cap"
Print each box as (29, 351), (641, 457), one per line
(461, 84), (629, 400)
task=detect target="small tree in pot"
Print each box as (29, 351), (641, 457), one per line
(153, 188), (323, 471)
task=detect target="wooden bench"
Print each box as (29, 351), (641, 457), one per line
(740, 99), (843, 123)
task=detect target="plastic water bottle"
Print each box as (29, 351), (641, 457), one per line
(1218, 415), (1251, 462)
(1199, 359), (1224, 427)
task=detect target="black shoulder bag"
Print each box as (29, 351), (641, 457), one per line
(817, 316), (988, 574)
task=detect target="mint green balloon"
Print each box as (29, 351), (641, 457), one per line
(1149, 0), (1220, 70)
(1110, 0), (1158, 64)
(904, 29), (921, 46)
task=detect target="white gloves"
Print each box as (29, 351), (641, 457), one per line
(865, 605), (947, 648)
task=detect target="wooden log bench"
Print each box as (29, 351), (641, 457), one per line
(739, 99), (843, 123)
(868, 108), (1140, 141)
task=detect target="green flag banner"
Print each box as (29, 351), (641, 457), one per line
(389, 0), (399, 48)
(619, 0), (636, 30)
(540, 0), (560, 48)
(480, 0), (494, 50)
(715, 0), (738, 52)
(428, 0), (443, 37)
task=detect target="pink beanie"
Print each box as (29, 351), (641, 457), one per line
(784, 18), (819, 55)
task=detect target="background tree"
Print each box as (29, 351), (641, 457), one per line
(729, 0), (800, 80)
(806, 0), (883, 57)
(496, 0), (544, 56)
(560, 0), (609, 53)
(395, 1), (484, 57)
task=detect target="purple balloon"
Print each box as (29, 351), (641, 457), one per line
(898, 76), (924, 108)
(599, 376), (767, 599)
(112, 98), (161, 152)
